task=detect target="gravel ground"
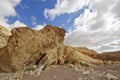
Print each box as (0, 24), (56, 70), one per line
(22, 64), (120, 80)
(0, 64), (120, 80)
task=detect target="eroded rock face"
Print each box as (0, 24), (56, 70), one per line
(0, 25), (66, 72)
(0, 26), (11, 48)
(0, 25), (102, 72)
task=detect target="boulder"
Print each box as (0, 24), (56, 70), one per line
(0, 25), (66, 72)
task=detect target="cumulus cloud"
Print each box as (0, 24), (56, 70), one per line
(0, 0), (24, 30)
(10, 20), (26, 30)
(44, 0), (90, 20)
(74, 9), (97, 31)
(31, 16), (37, 26)
(33, 24), (46, 30)
(64, 0), (120, 52)
(112, 0), (120, 19)
(44, 0), (120, 52)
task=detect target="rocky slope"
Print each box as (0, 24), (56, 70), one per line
(0, 25), (119, 73)
(96, 51), (120, 62)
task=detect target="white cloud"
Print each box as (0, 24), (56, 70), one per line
(20, 4), (29, 9)
(31, 16), (46, 30)
(0, 0), (22, 29)
(74, 8), (97, 31)
(31, 16), (37, 26)
(10, 20), (26, 30)
(44, 0), (120, 52)
(64, 0), (120, 52)
(44, 0), (90, 20)
(40, 0), (46, 2)
(33, 24), (46, 30)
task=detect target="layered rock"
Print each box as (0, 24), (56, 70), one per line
(0, 26), (11, 48)
(0, 25), (102, 72)
(0, 26), (11, 35)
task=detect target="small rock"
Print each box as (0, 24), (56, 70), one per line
(90, 76), (95, 80)
(78, 77), (87, 80)
(107, 70), (114, 73)
(106, 73), (118, 80)
(78, 78), (83, 80)
(73, 67), (79, 71)
(83, 70), (90, 76)
(35, 65), (45, 76)
(53, 75), (57, 78)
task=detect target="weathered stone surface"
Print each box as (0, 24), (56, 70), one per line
(0, 25), (66, 72)
(0, 26), (11, 48)
(63, 46), (102, 66)
(0, 25), (102, 72)
(0, 26), (11, 35)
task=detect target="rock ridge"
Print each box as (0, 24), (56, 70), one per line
(0, 25), (116, 72)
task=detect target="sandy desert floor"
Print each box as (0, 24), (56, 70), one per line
(0, 64), (120, 80)
(22, 64), (120, 80)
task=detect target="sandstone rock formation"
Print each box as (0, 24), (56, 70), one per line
(0, 25), (103, 72)
(0, 26), (11, 35)
(0, 26), (11, 48)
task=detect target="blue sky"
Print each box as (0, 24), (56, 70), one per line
(8, 0), (57, 28)
(7, 0), (88, 32)
(0, 0), (120, 52)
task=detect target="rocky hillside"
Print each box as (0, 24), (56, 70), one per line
(0, 25), (119, 73)
(96, 51), (120, 61)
